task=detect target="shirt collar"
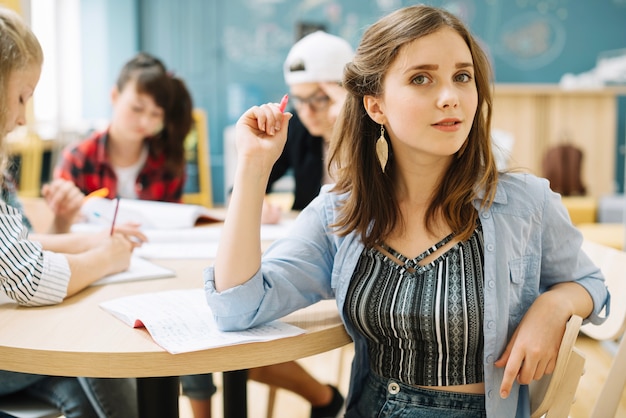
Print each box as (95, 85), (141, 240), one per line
(474, 177), (508, 206)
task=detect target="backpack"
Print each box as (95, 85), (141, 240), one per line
(542, 144), (586, 196)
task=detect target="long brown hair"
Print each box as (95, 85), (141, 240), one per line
(116, 52), (193, 177)
(0, 7), (43, 185)
(329, 4), (498, 247)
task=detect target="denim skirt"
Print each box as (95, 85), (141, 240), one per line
(345, 372), (487, 418)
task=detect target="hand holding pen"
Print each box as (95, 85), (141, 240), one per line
(94, 198), (146, 246)
(278, 94), (289, 113)
(235, 94), (292, 170)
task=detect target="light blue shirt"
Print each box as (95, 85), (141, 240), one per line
(205, 172), (609, 417)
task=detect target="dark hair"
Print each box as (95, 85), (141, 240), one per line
(116, 52), (193, 176)
(329, 4), (498, 247)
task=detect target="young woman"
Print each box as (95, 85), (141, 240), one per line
(205, 5), (609, 417)
(43, 51), (193, 233)
(0, 7), (142, 417)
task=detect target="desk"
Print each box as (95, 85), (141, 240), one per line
(0, 258), (352, 417)
(577, 223), (624, 250)
(561, 196), (597, 225)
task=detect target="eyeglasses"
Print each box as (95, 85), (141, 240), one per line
(291, 90), (331, 112)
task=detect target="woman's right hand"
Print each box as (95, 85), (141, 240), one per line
(214, 101), (291, 291)
(235, 102), (292, 175)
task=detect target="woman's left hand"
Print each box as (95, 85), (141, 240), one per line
(494, 292), (568, 399)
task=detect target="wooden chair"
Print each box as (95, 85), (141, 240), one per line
(6, 128), (46, 198)
(580, 240), (626, 342)
(182, 108), (213, 208)
(579, 240), (626, 417)
(529, 314), (585, 418)
(589, 329), (626, 418)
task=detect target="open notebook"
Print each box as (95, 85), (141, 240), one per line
(100, 289), (305, 354)
(81, 197), (223, 230)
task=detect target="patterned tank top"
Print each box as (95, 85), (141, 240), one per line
(344, 224), (485, 386)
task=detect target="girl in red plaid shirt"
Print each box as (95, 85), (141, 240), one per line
(42, 52), (193, 233)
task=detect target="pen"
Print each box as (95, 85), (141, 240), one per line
(278, 94), (289, 113)
(110, 198), (120, 236)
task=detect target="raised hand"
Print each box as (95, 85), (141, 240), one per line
(235, 101), (292, 176)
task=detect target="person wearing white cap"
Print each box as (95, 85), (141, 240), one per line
(184, 33), (349, 418)
(264, 31), (354, 214)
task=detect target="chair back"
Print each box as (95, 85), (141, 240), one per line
(580, 240), (626, 417)
(182, 108), (213, 207)
(530, 315), (585, 418)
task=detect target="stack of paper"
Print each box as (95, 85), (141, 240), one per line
(91, 256), (175, 286)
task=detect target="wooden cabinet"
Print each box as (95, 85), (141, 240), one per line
(492, 84), (626, 198)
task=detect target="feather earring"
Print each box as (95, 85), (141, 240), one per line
(376, 124), (389, 173)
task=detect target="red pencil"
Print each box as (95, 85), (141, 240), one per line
(278, 94), (289, 113)
(110, 198), (120, 236)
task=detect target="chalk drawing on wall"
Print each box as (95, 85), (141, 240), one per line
(441, 0), (476, 25)
(375, 0), (402, 11)
(495, 11), (566, 70)
(223, 23), (293, 72)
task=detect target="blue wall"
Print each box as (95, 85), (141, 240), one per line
(80, 0), (138, 122)
(81, 0), (626, 202)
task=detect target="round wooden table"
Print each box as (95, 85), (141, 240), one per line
(0, 259), (352, 417)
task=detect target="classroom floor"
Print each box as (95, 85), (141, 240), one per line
(178, 345), (351, 418)
(179, 336), (626, 418)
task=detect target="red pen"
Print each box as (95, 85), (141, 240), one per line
(110, 198), (120, 236)
(278, 94), (289, 113)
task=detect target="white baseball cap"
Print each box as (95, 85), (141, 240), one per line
(283, 31), (355, 85)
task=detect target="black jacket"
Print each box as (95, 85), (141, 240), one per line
(266, 112), (323, 210)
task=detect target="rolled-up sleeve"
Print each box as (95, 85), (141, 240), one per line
(538, 180), (610, 324)
(204, 189), (340, 331)
(204, 267), (267, 330)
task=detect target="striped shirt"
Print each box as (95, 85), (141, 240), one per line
(344, 225), (485, 386)
(0, 200), (70, 306)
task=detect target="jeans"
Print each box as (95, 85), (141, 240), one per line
(180, 373), (216, 400)
(0, 371), (137, 418)
(346, 372), (487, 418)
